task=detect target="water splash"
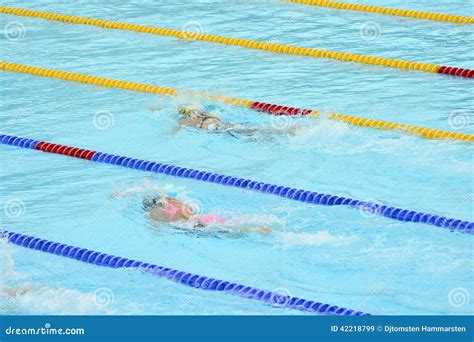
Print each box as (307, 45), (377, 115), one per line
(1, 285), (115, 315)
(279, 231), (359, 247)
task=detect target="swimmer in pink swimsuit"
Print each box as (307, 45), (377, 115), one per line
(142, 195), (270, 233)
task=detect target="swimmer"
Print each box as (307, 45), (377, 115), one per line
(149, 105), (300, 139)
(142, 194), (271, 234)
(176, 106), (237, 133)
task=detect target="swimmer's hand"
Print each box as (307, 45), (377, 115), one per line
(245, 226), (271, 234)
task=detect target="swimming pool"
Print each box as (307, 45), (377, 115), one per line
(0, 0), (473, 315)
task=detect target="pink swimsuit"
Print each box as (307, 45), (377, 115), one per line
(164, 202), (225, 226)
(197, 214), (226, 226)
(163, 202), (181, 221)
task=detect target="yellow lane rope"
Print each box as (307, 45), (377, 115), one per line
(0, 6), (460, 77)
(288, 0), (474, 24)
(0, 61), (313, 115)
(1, 61), (472, 143)
(329, 114), (474, 142)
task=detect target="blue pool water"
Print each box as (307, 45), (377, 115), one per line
(0, 0), (473, 315)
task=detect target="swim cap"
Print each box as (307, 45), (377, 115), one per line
(142, 196), (163, 210)
(178, 105), (202, 117)
(178, 106), (189, 116)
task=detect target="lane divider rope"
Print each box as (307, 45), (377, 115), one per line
(1, 6), (473, 78)
(328, 114), (474, 142)
(0, 61), (315, 117)
(1, 230), (368, 316)
(1, 134), (472, 235)
(288, 0), (474, 24)
(2, 61), (473, 144)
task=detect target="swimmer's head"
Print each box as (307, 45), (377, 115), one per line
(178, 106), (190, 117)
(142, 196), (163, 210)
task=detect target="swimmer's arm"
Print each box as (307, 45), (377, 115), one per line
(173, 118), (193, 133)
(245, 226), (271, 234)
(259, 123), (302, 136)
(163, 196), (183, 206)
(178, 118), (195, 126)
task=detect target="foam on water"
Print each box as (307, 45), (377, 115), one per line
(0, 240), (114, 315)
(279, 231), (360, 247)
(1, 286), (114, 315)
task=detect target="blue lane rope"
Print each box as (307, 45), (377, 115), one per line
(1, 134), (473, 235)
(0, 230), (368, 316)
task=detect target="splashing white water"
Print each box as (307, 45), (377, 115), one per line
(280, 231), (359, 247)
(0, 240), (26, 284)
(1, 286), (115, 315)
(0, 238), (114, 315)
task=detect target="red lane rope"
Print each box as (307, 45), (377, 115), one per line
(35, 142), (96, 160)
(438, 66), (474, 78)
(250, 102), (315, 116)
